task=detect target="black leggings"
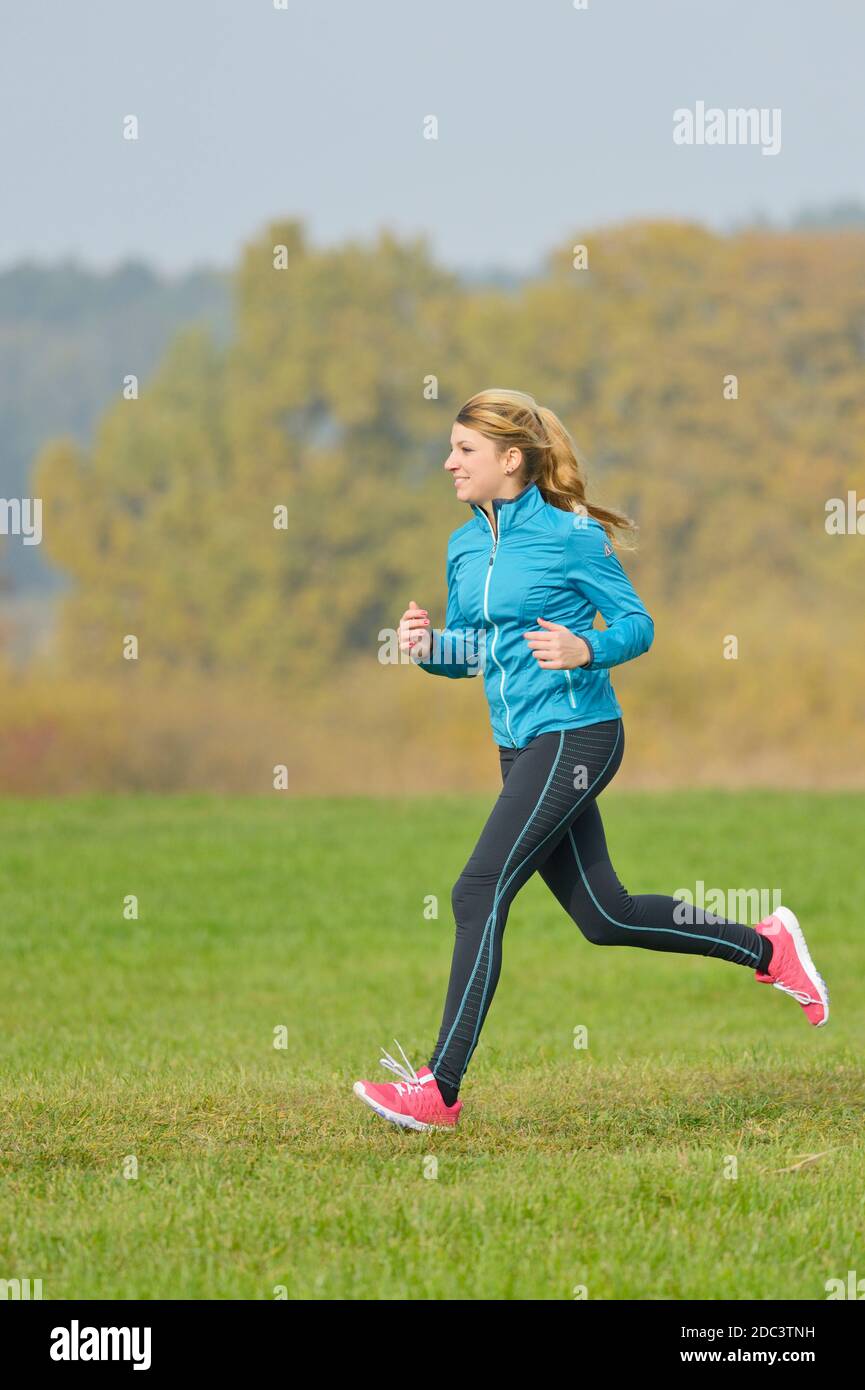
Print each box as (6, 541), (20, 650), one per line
(428, 719), (772, 1095)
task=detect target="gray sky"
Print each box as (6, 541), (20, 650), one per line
(1, 0), (863, 274)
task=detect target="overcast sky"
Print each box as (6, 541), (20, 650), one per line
(1, 0), (863, 275)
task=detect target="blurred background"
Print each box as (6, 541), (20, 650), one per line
(1, 0), (864, 793)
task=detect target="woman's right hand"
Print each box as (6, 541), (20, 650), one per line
(399, 599), (431, 662)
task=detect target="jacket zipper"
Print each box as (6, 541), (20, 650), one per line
(564, 669), (577, 708)
(477, 508), (517, 748)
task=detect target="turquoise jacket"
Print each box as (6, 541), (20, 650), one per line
(417, 481), (654, 748)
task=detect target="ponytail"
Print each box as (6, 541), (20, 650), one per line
(455, 389), (638, 550)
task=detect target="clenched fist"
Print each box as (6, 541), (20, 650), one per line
(399, 599), (431, 662)
(523, 617), (593, 670)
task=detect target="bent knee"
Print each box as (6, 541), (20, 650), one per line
(572, 892), (635, 945)
(576, 915), (623, 946)
(451, 877), (469, 920)
(452, 870), (500, 929)
(451, 874), (483, 925)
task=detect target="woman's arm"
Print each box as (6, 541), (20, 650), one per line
(564, 524), (654, 669)
(414, 549), (482, 678)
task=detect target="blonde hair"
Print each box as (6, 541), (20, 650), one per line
(455, 388), (637, 549)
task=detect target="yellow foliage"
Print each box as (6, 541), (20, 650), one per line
(15, 217), (865, 791)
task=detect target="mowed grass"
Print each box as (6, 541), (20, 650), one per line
(0, 790), (863, 1301)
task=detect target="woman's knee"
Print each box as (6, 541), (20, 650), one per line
(451, 875), (470, 922)
(452, 869), (502, 936)
(573, 910), (622, 946)
(451, 873), (485, 927)
(571, 884), (636, 945)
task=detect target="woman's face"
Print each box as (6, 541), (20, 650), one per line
(445, 424), (522, 507)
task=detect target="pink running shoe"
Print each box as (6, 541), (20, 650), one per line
(353, 1040), (463, 1131)
(754, 905), (829, 1026)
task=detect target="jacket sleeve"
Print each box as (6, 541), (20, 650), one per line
(564, 523), (654, 671)
(415, 547), (482, 678)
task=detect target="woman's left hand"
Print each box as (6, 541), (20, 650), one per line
(523, 617), (593, 670)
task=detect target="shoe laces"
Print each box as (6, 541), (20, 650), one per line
(768, 937), (824, 1006)
(378, 1038), (424, 1095)
(772, 980), (820, 1007)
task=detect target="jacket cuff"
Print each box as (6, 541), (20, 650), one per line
(577, 631), (597, 667)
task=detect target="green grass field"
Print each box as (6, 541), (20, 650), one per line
(1, 791), (863, 1300)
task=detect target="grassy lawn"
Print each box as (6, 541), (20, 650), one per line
(0, 791), (863, 1300)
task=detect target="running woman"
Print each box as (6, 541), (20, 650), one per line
(353, 389), (829, 1131)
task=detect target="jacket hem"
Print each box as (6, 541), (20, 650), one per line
(491, 706), (624, 749)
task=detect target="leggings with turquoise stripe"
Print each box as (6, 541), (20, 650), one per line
(428, 718), (773, 1094)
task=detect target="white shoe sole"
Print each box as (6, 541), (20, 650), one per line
(773, 905), (830, 1026)
(352, 1081), (432, 1131)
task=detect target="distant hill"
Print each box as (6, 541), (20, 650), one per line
(733, 198), (865, 233)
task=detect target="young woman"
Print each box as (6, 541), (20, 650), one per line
(353, 389), (829, 1131)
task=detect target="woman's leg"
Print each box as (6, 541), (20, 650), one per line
(427, 718), (624, 1101)
(537, 797), (774, 970)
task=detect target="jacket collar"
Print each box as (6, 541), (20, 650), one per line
(470, 480), (546, 535)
